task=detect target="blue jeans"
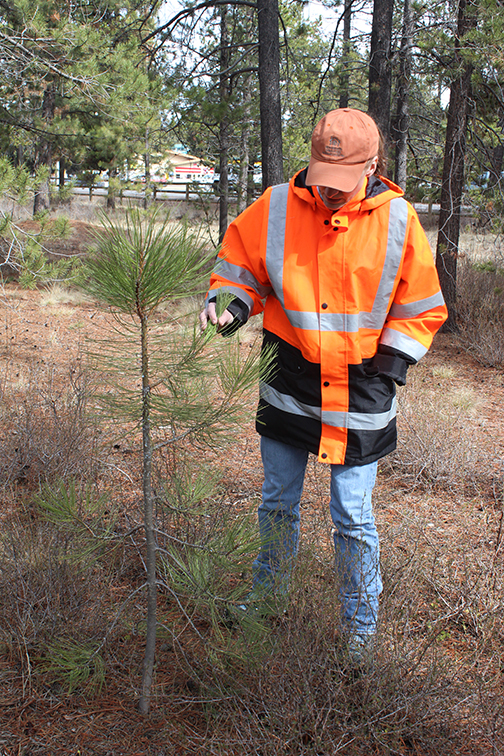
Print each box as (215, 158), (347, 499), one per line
(252, 436), (382, 637)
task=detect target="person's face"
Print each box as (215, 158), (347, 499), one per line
(318, 156), (378, 210)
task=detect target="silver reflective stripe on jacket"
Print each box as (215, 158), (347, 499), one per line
(265, 185), (410, 333)
(260, 382), (397, 430)
(380, 328), (428, 361)
(265, 183), (290, 309)
(389, 291), (445, 319)
(359, 198), (408, 330)
(213, 258), (272, 299)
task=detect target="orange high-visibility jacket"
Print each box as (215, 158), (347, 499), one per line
(207, 169), (448, 466)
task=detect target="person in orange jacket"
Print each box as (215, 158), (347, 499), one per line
(200, 108), (447, 662)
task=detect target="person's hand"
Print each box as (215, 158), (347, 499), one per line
(199, 301), (234, 331)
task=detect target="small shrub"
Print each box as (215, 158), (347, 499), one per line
(164, 485), (504, 755)
(456, 259), (504, 368)
(382, 362), (497, 492)
(158, 497), (262, 625)
(0, 362), (99, 490)
(1, 203), (82, 288)
(50, 180), (76, 206)
(0, 512), (113, 677)
(34, 478), (118, 565)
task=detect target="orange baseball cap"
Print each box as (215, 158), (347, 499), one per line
(306, 108), (379, 192)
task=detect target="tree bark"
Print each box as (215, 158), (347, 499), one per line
(257, 0), (283, 189)
(368, 0), (394, 146)
(138, 308), (157, 716)
(339, 0), (352, 109)
(107, 167), (117, 210)
(435, 0), (478, 331)
(393, 0), (412, 190)
(59, 158), (66, 188)
(144, 126), (152, 210)
(218, 4), (230, 242)
(33, 84), (55, 215)
(237, 74), (252, 214)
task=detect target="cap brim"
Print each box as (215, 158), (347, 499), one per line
(305, 158), (366, 193)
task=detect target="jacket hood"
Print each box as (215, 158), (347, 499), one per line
(291, 167), (404, 212)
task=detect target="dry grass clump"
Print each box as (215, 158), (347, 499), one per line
(148, 463), (500, 753)
(0, 508), (116, 694)
(424, 231), (504, 367)
(0, 360), (99, 490)
(378, 498), (504, 755)
(382, 360), (499, 492)
(456, 258), (504, 368)
(39, 283), (92, 307)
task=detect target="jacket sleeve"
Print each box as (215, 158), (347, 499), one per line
(205, 190), (273, 324)
(370, 206), (447, 384)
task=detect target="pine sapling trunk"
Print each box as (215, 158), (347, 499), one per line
(138, 307), (157, 715)
(83, 209), (231, 714)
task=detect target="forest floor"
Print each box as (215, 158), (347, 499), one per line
(0, 212), (503, 755)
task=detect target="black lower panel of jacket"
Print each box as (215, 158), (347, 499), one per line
(256, 400), (322, 457)
(257, 405), (397, 465)
(255, 329), (398, 466)
(345, 423), (397, 466)
(261, 329), (321, 405)
(345, 360), (397, 464)
(348, 360), (396, 413)
(256, 329), (321, 455)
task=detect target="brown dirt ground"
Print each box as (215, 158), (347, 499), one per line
(1, 260), (503, 754)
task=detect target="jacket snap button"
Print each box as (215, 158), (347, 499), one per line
(324, 381), (329, 387)
(321, 453), (328, 459)
(321, 303), (328, 309)
(324, 219), (329, 225)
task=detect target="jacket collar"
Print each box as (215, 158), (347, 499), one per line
(291, 167), (404, 211)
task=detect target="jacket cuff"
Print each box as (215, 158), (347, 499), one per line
(370, 353), (409, 386)
(365, 346), (412, 386)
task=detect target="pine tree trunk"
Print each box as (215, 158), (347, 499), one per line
(393, 0), (412, 190)
(368, 0), (394, 146)
(257, 0), (283, 189)
(33, 85), (55, 216)
(218, 4), (230, 243)
(144, 127), (152, 210)
(59, 158), (66, 188)
(237, 75), (252, 215)
(107, 167), (117, 210)
(339, 0), (352, 109)
(435, 0), (478, 331)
